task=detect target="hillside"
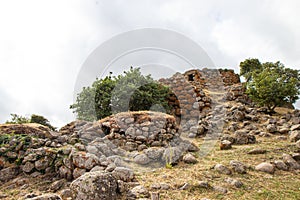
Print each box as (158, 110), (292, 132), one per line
(0, 69), (299, 200)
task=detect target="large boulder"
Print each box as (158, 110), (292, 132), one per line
(0, 166), (20, 182)
(70, 171), (118, 200)
(255, 162), (275, 174)
(234, 130), (256, 145)
(290, 131), (300, 142)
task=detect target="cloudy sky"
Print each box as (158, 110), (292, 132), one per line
(0, 0), (299, 127)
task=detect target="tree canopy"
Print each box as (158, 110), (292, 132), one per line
(70, 67), (171, 121)
(240, 58), (300, 112)
(239, 58), (262, 82)
(6, 114), (56, 130)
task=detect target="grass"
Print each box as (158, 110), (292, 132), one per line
(0, 109), (299, 199)
(1, 135), (298, 200)
(136, 136), (300, 200)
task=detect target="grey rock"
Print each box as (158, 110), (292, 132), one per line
(278, 127), (290, 134)
(291, 124), (300, 131)
(74, 143), (86, 151)
(189, 126), (198, 134)
(23, 154), (38, 163)
(151, 184), (161, 190)
(213, 186), (228, 194)
(105, 163), (117, 172)
(160, 183), (171, 190)
(112, 167), (134, 182)
(230, 160), (248, 174)
(30, 171), (42, 178)
(282, 153), (300, 170)
(72, 152), (100, 170)
(22, 162), (35, 173)
(214, 164), (232, 175)
(6, 151), (17, 159)
(50, 179), (65, 192)
(198, 181), (210, 189)
(0, 166), (20, 182)
(35, 157), (50, 171)
(233, 110), (245, 121)
(224, 177), (243, 188)
(220, 140), (232, 150)
(266, 124), (277, 133)
(295, 140), (300, 149)
(234, 130), (256, 145)
(274, 160), (288, 171)
(117, 180), (127, 193)
(73, 168), (86, 179)
(292, 153), (300, 161)
(125, 127), (136, 137)
(183, 153), (197, 164)
(162, 147), (183, 165)
(137, 144), (148, 151)
(144, 148), (163, 160)
(188, 133), (197, 138)
(130, 185), (150, 198)
(162, 147), (183, 164)
(255, 162), (275, 174)
(70, 171), (118, 200)
(59, 166), (73, 181)
(124, 142), (138, 151)
(125, 118), (134, 124)
(248, 149), (267, 155)
(90, 165), (105, 172)
(221, 136), (235, 144)
(133, 154), (150, 165)
(59, 189), (72, 200)
(290, 131), (300, 142)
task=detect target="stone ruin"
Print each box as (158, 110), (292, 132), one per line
(0, 68), (258, 199)
(158, 68), (244, 137)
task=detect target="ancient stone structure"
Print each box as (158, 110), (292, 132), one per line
(159, 68), (241, 135)
(159, 68), (241, 119)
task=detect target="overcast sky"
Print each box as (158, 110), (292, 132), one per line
(0, 0), (299, 128)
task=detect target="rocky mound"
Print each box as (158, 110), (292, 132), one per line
(1, 69), (299, 200)
(0, 111), (199, 199)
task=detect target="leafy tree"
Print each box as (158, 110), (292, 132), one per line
(6, 114), (30, 124)
(242, 59), (300, 112)
(6, 113), (56, 131)
(30, 114), (56, 131)
(71, 67), (171, 121)
(239, 58), (262, 82)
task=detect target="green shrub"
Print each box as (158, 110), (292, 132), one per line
(71, 67), (171, 121)
(240, 58), (300, 112)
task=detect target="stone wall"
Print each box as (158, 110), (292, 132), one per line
(218, 69), (241, 86)
(0, 111), (198, 184)
(159, 72), (210, 123)
(225, 83), (251, 104)
(99, 111), (179, 151)
(159, 69), (241, 120)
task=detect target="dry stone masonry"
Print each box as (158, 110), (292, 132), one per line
(1, 68), (299, 199)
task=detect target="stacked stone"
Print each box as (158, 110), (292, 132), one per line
(0, 112), (198, 183)
(218, 69), (241, 86)
(225, 83), (251, 104)
(200, 68), (226, 91)
(159, 72), (212, 123)
(100, 111), (179, 151)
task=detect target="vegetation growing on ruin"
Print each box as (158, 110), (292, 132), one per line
(70, 67), (171, 121)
